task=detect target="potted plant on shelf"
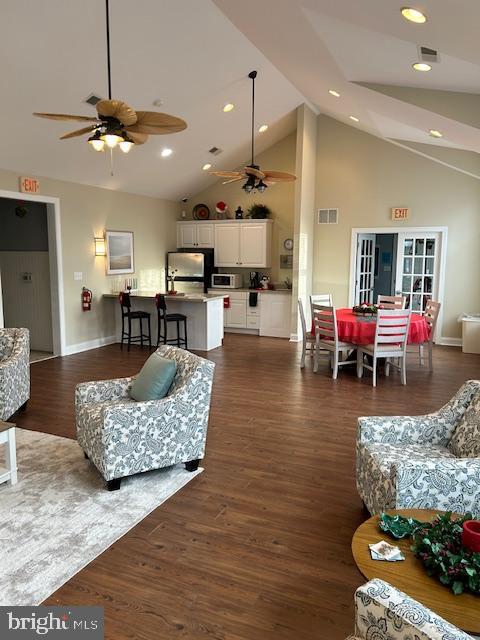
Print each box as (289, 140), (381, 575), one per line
(247, 203), (271, 219)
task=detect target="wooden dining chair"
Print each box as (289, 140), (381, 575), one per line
(357, 309), (411, 387)
(310, 293), (333, 319)
(298, 299), (315, 368)
(377, 294), (406, 309)
(312, 304), (355, 379)
(418, 300), (441, 371)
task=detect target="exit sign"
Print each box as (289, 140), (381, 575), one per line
(19, 176), (40, 194)
(391, 207), (410, 221)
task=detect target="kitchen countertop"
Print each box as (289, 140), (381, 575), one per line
(207, 288), (292, 294)
(103, 292), (227, 303)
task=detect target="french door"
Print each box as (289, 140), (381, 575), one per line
(355, 234), (375, 304)
(395, 232), (441, 314)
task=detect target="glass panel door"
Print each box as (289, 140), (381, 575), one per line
(395, 233), (440, 314)
(355, 234), (375, 304)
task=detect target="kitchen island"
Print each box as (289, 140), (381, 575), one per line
(103, 292), (225, 351)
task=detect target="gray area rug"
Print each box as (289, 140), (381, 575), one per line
(0, 428), (202, 606)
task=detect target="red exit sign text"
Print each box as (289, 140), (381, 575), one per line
(391, 207), (410, 221)
(19, 176), (40, 194)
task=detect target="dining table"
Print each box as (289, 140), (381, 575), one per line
(312, 308), (430, 345)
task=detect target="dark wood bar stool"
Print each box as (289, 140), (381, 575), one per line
(155, 294), (188, 349)
(119, 292), (151, 351)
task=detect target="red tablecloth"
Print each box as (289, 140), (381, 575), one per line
(312, 308), (430, 346)
(335, 308), (429, 345)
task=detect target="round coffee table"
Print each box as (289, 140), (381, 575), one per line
(352, 509), (480, 634)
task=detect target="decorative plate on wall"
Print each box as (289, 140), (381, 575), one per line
(192, 203), (210, 220)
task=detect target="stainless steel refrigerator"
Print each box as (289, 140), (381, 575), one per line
(166, 249), (214, 294)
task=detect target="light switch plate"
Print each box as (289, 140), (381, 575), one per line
(74, 272), (83, 281)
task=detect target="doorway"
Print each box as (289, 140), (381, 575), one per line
(350, 227), (447, 337)
(0, 198), (53, 361)
(0, 189), (65, 358)
(356, 233), (397, 304)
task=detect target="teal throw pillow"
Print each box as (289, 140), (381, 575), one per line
(130, 352), (177, 402)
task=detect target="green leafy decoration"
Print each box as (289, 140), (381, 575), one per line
(409, 512), (480, 596)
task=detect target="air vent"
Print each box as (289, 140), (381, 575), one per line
(418, 46), (439, 63)
(208, 146), (223, 156)
(318, 208), (338, 224)
(84, 93), (103, 106)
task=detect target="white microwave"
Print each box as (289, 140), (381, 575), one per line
(211, 273), (243, 289)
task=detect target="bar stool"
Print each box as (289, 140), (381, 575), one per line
(155, 294), (188, 349)
(119, 292), (151, 351)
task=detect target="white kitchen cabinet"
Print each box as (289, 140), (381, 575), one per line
(196, 224), (215, 248)
(177, 223), (214, 249)
(239, 223), (269, 267)
(214, 221), (272, 268)
(259, 293), (292, 338)
(226, 298), (247, 328)
(214, 224), (241, 267)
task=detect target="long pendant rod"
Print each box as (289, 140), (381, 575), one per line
(105, 0), (112, 99)
(249, 70), (257, 166)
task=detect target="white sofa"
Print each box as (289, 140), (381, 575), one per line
(356, 381), (480, 516)
(0, 328), (30, 421)
(76, 345), (215, 490)
(347, 579), (472, 640)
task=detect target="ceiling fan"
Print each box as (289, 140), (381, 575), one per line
(33, 0), (187, 155)
(210, 70), (296, 192)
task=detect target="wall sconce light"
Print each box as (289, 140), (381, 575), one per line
(94, 236), (106, 256)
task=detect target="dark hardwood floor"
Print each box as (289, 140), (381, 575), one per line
(14, 335), (480, 639)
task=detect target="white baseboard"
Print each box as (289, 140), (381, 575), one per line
(437, 337), (462, 347)
(224, 328), (259, 335)
(63, 335), (118, 356)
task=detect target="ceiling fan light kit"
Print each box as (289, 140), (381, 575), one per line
(211, 70), (296, 193)
(33, 0), (186, 165)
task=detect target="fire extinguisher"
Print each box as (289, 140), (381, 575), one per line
(82, 287), (92, 312)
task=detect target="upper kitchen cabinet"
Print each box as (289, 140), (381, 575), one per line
(177, 222), (214, 249)
(214, 220), (272, 268)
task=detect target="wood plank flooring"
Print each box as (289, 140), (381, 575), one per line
(14, 335), (480, 639)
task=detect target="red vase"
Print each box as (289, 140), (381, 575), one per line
(462, 520), (480, 552)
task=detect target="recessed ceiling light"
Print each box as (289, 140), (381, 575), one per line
(161, 148), (173, 157)
(349, 115), (360, 122)
(412, 62), (432, 72)
(223, 103), (234, 113)
(329, 89), (341, 98)
(202, 163), (212, 171)
(258, 124), (268, 133)
(401, 7), (427, 24)
(429, 129), (443, 138)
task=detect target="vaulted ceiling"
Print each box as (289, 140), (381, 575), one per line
(1, 0), (479, 201)
(214, 0), (480, 171)
(0, 0), (303, 200)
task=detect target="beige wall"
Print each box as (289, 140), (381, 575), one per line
(0, 168), (179, 349)
(189, 132), (296, 285)
(313, 116), (480, 339)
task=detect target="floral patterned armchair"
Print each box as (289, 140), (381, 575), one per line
(0, 328), (30, 421)
(76, 345), (215, 490)
(347, 579), (471, 640)
(356, 380), (480, 516)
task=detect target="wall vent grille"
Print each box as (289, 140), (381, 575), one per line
(318, 208), (338, 224)
(84, 93), (103, 106)
(418, 45), (439, 63)
(208, 146), (223, 155)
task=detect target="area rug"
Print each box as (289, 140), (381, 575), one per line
(0, 428), (202, 606)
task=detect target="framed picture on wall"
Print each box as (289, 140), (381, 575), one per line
(105, 230), (134, 275)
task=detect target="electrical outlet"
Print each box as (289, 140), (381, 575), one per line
(74, 272), (83, 281)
